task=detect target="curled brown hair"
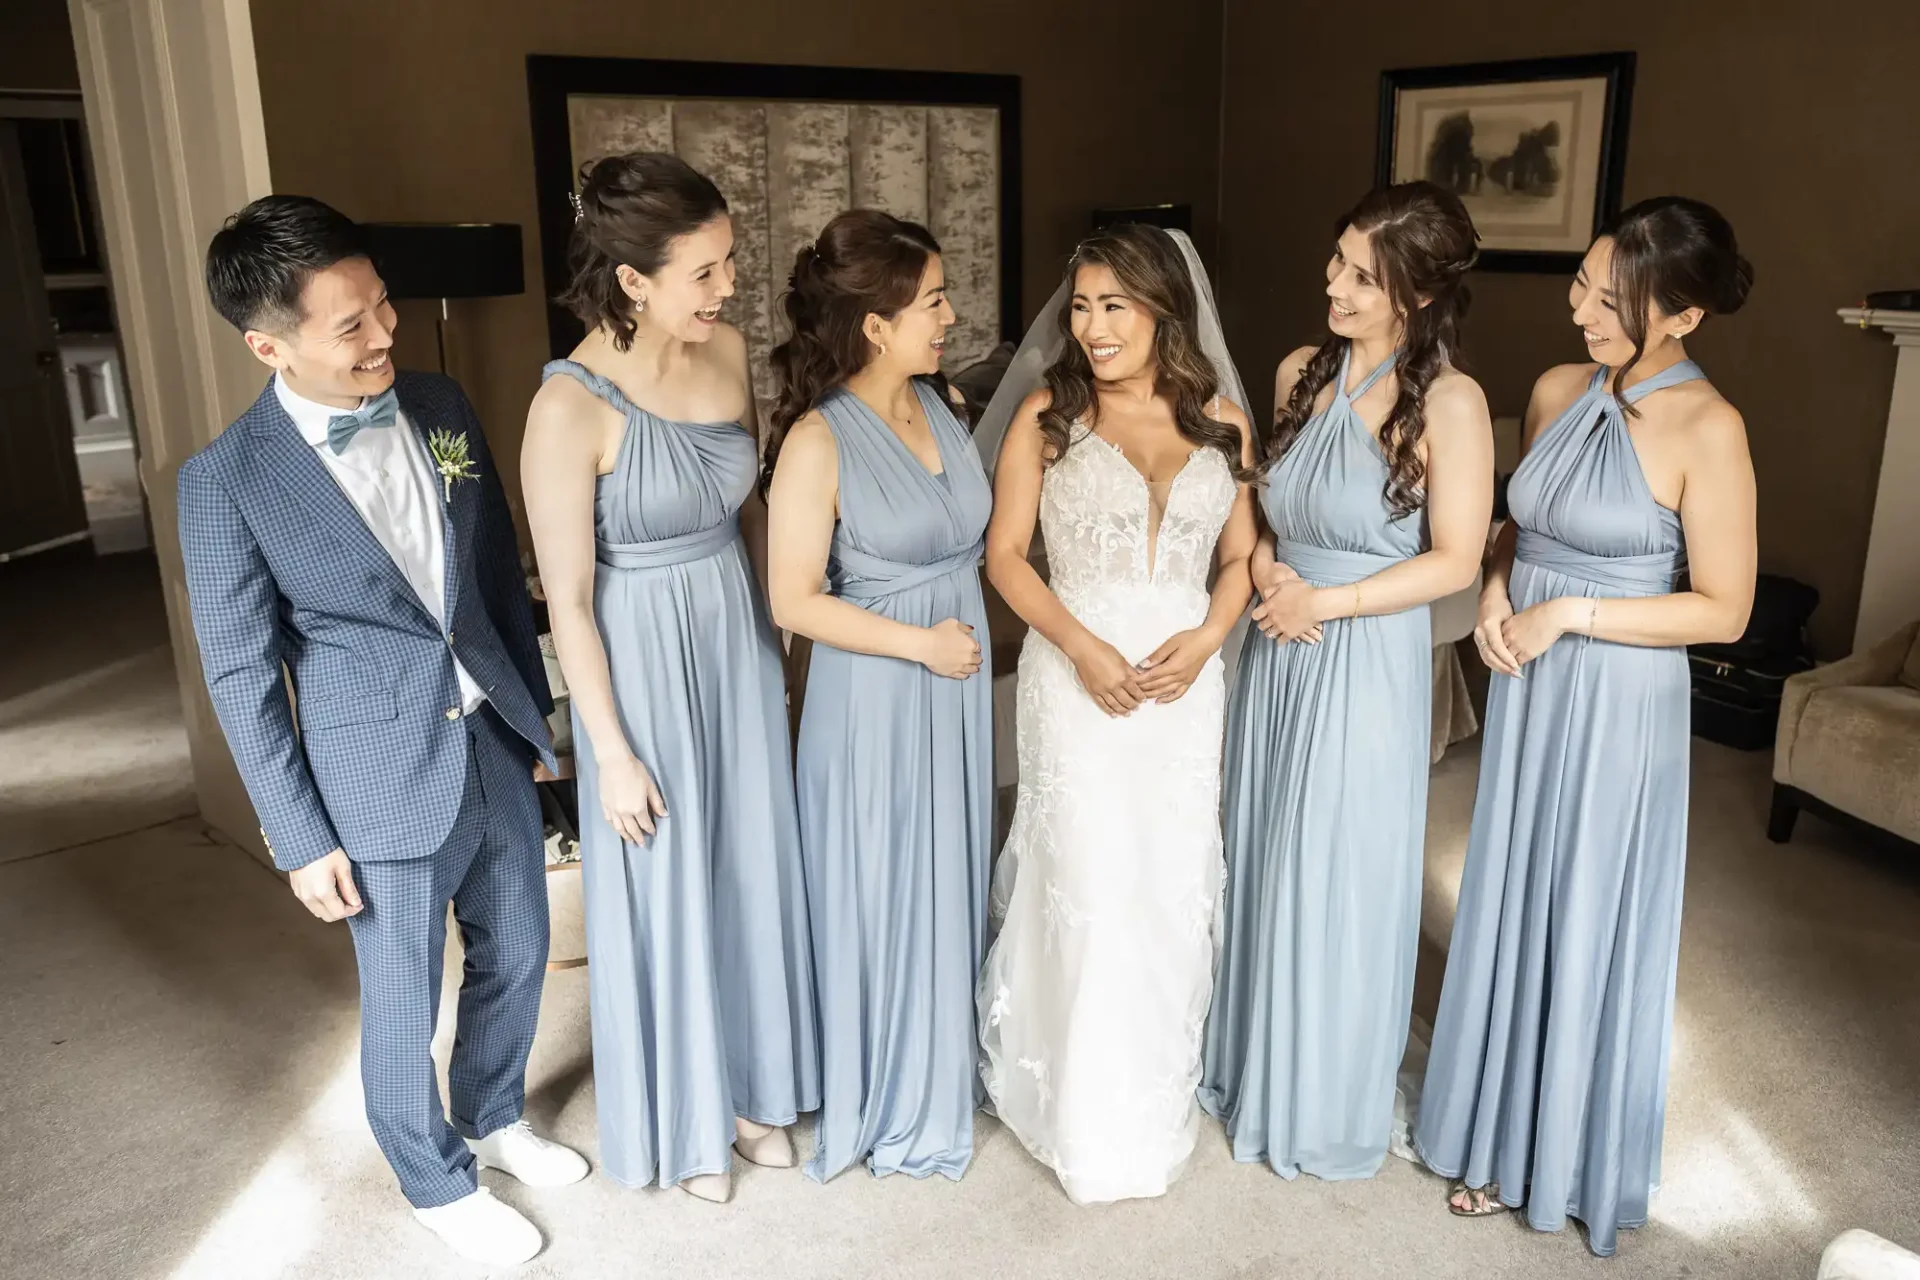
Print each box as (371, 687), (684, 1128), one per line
(557, 152), (728, 352)
(1037, 223), (1242, 471)
(1267, 181), (1478, 519)
(1603, 195), (1752, 416)
(763, 209), (941, 486)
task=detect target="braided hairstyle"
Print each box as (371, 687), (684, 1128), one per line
(1266, 181), (1478, 519)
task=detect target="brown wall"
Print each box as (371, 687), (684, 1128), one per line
(0, 0), (80, 93)
(249, 0), (1225, 525)
(1217, 0), (1920, 657)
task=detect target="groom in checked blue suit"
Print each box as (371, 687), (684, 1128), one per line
(179, 196), (585, 1266)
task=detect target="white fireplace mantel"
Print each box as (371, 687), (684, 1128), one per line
(1838, 306), (1920, 342)
(1837, 307), (1920, 652)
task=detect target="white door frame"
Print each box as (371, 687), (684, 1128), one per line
(67, 0), (273, 862)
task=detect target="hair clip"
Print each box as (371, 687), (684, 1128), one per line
(567, 191), (584, 222)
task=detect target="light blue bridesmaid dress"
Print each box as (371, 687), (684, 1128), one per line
(541, 360), (819, 1189)
(798, 378), (994, 1183)
(1414, 360), (1704, 1258)
(1200, 347), (1433, 1180)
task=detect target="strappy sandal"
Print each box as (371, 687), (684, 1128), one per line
(1447, 1180), (1511, 1218)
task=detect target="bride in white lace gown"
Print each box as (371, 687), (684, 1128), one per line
(973, 225), (1259, 1204)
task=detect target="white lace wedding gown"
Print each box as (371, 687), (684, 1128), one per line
(977, 426), (1236, 1205)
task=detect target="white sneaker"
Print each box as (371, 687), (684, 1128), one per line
(412, 1187), (542, 1266)
(466, 1120), (590, 1188)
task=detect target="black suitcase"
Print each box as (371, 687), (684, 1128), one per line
(1714, 573), (1819, 662)
(1685, 573), (1819, 751)
(1688, 648), (1814, 751)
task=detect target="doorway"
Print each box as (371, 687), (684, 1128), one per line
(0, 83), (187, 862)
(0, 94), (125, 563)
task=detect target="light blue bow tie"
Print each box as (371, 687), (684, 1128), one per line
(325, 388), (399, 455)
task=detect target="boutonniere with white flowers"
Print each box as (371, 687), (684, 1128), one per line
(426, 428), (479, 502)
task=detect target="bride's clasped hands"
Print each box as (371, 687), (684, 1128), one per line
(1066, 624), (1228, 714)
(1135, 623), (1232, 704)
(1066, 631), (1148, 716)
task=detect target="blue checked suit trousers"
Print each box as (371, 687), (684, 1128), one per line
(346, 705), (548, 1207)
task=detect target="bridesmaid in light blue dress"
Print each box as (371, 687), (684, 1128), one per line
(1416, 197), (1756, 1257)
(523, 153), (818, 1203)
(764, 211), (994, 1183)
(1201, 183), (1491, 1180)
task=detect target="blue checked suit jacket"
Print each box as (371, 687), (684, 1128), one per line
(178, 371), (556, 872)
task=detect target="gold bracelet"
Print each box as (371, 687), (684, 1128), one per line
(1586, 597), (1600, 635)
(1351, 582), (1363, 619)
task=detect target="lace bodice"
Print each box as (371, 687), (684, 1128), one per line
(1040, 430), (1237, 610)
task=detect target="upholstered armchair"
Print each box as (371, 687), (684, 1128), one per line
(1769, 620), (1920, 847)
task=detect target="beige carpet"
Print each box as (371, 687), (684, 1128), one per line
(2, 555), (1917, 1279)
(0, 551), (195, 864)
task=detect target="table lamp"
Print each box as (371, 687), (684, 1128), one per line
(359, 222), (524, 373)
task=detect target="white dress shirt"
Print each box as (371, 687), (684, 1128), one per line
(276, 375), (488, 714)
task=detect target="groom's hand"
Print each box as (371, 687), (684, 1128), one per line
(290, 848), (364, 922)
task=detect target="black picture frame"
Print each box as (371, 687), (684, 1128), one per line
(1376, 52), (1634, 274)
(1091, 203), (1191, 233)
(526, 55), (1022, 359)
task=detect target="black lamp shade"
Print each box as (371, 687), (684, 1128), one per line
(360, 222), (524, 300)
(1090, 204), (1192, 233)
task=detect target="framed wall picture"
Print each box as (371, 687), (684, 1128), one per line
(1376, 53), (1634, 273)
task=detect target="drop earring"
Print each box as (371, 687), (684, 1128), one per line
(878, 343), (888, 357)
(635, 297), (648, 314)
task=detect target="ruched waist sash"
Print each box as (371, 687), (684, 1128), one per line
(597, 513), (740, 570)
(1276, 540), (1407, 588)
(831, 539), (984, 602)
(1515, 529), (1684, 596)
